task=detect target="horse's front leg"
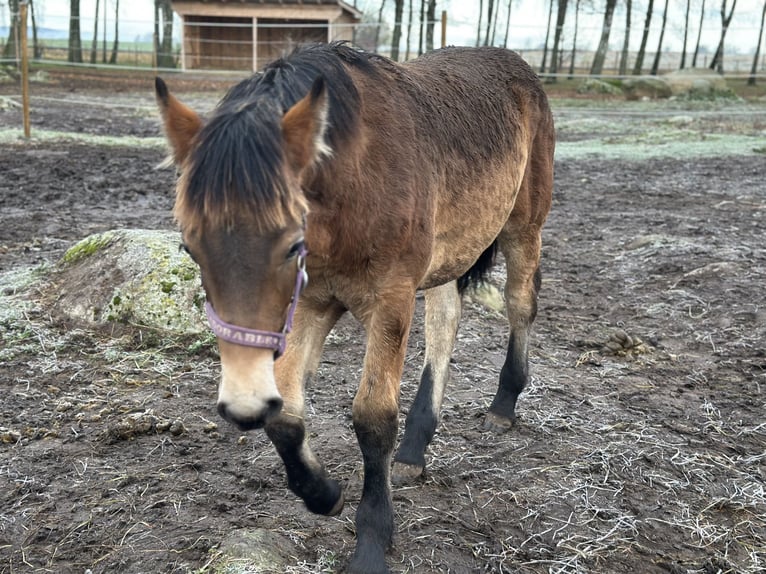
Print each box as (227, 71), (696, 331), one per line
(265, 300), (346, 516)
(350, 289), (416, 574)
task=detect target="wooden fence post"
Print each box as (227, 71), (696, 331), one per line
(441, 11), (447, 48)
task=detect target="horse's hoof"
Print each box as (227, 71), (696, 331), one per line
(392, 461), (424, 485)
(482, 411), (515, 433)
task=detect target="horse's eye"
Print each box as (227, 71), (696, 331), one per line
(287, 240), (305, 259)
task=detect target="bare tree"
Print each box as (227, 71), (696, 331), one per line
(709, 0), (737, 72)
(2, 0), (19, 61)
(153, 0), (174, 68)
(484, 0), (495, 45)
(405, 0), (414, 59)
(503, 0), (513, 48)
(374, 0), (387, 50)
(650, 0), (669, 74)
(30, 0), (41, 59)
(632, 0), (654, 74)
(590, 0), (617, 75)
(490, 0), (501, 45)
(549, 0), (569, 82)
(419, 0), (425, 54)
(680, 0), (691, 68)
(748, 0), (766, 85)
(692, 0), (706, 66)
(540, 0), (555, 73)
(391, 0), (404, 60)
(90, 0), (100, 64)
(568, 0), (581, 78)
(476, 0), (484, 46)
(425, 0), (436, 51)
(109, 0), (120, 64)
(68, 0), (83, 63)
(618, 0), (632, 75)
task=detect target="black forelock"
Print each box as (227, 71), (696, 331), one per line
(181, 42), (378, 227)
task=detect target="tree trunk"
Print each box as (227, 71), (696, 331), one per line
(503, 0), (513, 48)
(90, 0), (100, 64)
(692, 0), (706, 66)
(102, 0), (107, 63)
(405, 0), (413, 59)
(31, 0), (42, 59)
(590, 0), (617, 75)
(159, 0), (175, 68)
(680, 0), (691, 68)
(390, 0), (404, 60)
(549, 0), (569, 82)
(2, 0), (19, 61)
(477, 0), (484, 47)
(425, 0), (436, 51)
(490, 0), (500, 45)
(374, 0), (387, 51)
(109, 0), (120, 64)
(540, 0), (554, 73)
(709, 0), (738, 72)
(747, 0), (766, 85)
(650, 0), (669, 75)
(68, 0), (83, 63)
(618, 0), (632, 76)
(632, 0), (653, 74)
(485, 0), (495, 46)
(568, 0), (580, 78)
(419, 0), (425, 54)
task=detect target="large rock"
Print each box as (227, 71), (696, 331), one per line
(214, 528), (297, 573)
(621, 76), (673, 100)
(44, 229), (206, 334)
(663, 68), (729, 96)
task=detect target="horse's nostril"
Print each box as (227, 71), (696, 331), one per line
(266, 397), (283, 416)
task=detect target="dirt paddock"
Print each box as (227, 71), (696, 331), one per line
(0, 72), (765, 573)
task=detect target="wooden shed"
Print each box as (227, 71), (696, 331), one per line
(171, 0), (362, 71)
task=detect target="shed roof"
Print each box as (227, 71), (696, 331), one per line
(187, 0), (363, 20)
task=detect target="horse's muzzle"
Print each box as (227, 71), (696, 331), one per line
(217, 397), (284, 431)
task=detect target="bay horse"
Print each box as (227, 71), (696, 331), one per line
(156, 42), (553, 574)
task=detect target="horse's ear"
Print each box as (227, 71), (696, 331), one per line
(281, 76), (331, 172)
(155, 77), (203, 165)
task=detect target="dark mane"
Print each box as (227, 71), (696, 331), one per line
(178, 42), (380, 231)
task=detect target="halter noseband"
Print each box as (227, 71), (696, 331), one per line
(203, 244), (308, 358)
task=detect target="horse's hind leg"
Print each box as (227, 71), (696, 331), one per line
(393, 281), (461, 484)
(483, 227), (542, 432)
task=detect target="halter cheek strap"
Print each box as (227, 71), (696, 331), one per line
(204, 245), (308, 358)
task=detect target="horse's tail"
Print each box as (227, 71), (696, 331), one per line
(457, 240), (498, 294)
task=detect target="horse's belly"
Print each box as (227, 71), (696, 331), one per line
(420, 230), (500, 290)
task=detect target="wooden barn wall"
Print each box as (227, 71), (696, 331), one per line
(256, 19), (327, 69)
(184, 15), (253, 70)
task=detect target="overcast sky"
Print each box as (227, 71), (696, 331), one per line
(26, 0), (766, 54)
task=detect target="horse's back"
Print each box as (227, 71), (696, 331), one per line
(393, 47), (554, 287)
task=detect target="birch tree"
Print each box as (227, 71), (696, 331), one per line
(550, 0), (569, 81)
(632, 0), (654, 74)
(619, 0), (632, 76)
(650, 0), (669, 74)
(709, 0), (737, 72)
(692, 0), (706, 66)
(748, 0), (766, 85)
(590, 0), (617, 75)
(68, 0), (83, 63)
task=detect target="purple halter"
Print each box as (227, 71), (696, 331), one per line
(204, 245), (308, 358)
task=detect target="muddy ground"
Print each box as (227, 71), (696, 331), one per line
(0, 72), (765, 573)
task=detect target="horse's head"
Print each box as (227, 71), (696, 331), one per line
(155, 76), (328, 430)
